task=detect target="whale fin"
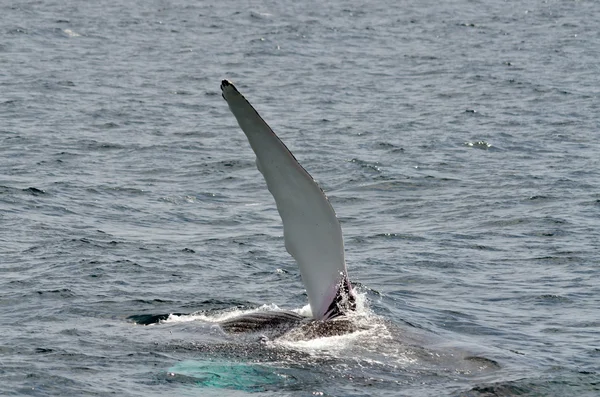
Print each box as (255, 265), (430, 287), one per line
(220, 80), (354, 320)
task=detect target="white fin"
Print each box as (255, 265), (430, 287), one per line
(220, 80), (351, 320)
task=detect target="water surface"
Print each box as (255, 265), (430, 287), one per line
(1, 0), (599, 396)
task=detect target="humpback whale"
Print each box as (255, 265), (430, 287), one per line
(220, 80), (355, 326)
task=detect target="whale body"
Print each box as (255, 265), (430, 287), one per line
(220, 80), (355, 321)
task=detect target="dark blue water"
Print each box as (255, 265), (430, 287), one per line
(1, 0), (599, 396)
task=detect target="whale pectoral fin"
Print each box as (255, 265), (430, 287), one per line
(221, 80), (353, 320)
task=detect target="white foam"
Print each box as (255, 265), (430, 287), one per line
(162, 303), (284, 324)
(163, 290), (382, 357)
(63, 29), (80, 37)
(291, 303), (313, 318)
(272, 290), (392, 355)
(274, 326), (376, 354)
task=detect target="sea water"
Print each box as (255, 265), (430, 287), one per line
(1, 0), (599, 396)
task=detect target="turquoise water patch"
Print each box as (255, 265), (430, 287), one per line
(167, 360), (296, 392)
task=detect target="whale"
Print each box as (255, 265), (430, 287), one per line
(219, 79), (356, 330)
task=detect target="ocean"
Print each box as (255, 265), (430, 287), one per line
(1, 0), (599, 396)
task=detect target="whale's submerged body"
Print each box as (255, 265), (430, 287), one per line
(128, 81), (504, 389)
(219, 80), (355, 331)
